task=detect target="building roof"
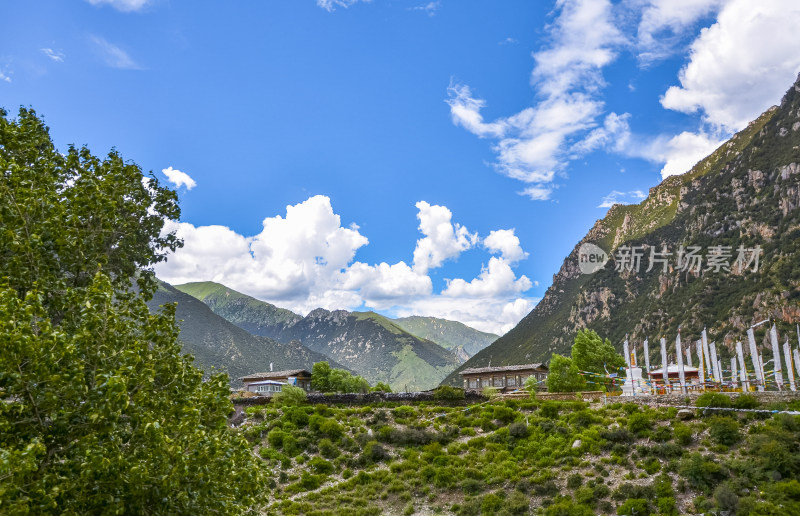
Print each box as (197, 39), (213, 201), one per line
(239, 369), (311, 382)
(246, 380), (287, 386)
(649, 364), (699, 376)
(460, 363), (548, 376)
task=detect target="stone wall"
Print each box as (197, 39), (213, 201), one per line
(605, 391), (800, 408)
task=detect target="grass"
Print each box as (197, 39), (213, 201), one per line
(238, 396), (800, 515)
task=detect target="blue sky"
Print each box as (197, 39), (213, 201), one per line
(3, 0), (800, 334)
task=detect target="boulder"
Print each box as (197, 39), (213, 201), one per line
(677, 409), (694, 420)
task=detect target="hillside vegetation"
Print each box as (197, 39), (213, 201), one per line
(394, 316), (499, 361)
(243, 393), (800, 515)
(445, 75), (800, 385)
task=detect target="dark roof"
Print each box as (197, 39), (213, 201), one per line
(460, 363), (548, 376)
(239, 369), (311, 382)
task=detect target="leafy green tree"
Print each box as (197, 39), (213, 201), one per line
(571, 329), (625, 390)
(371, 382), (392, 393)
(0, 107), (181, 312)
(0, 108), (264, 513)
(311, 361), (332, 392)
(0, 275), (264, 513)
(547, 354), (587, 392)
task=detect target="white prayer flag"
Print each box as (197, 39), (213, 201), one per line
(709, 341), (720, 383)
(747, 328), (764, 392)
(696, 340), (706, 388)
(660, 337), (669, 393)
(736, 341), (749, 391)
(676, 333), (686, 394)
(784, 338), (796, 391)
(771, 324), (784, 390)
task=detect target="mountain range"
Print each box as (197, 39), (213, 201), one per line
(443, 74), (800, 385)
(146, 282), (344, 385)
(173, 281), (495, 391)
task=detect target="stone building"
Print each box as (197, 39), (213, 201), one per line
(459, 363), (548, 392)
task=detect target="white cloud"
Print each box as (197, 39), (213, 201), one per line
(316, 0), (371, 12)
(484, 229), (528, 263)
(636, 0), (726, 64)
(90, 36), (141, 70)
(410, 1), (439, 16)
(412, 201), (478, 274)
(161, 166), (197, 190)
(156, 195), (535, 335)
(645, 131), (723, 179)
(661, 0), (800, 131)
(0, 70), (10, 83)
(443, 257), (532, 298)
(447, 0), (625, 200)
(597, 189), (646, 208)
(86, 0), (151, 12)
(41, 48), (65, 62)
(499, 37), (518, 46)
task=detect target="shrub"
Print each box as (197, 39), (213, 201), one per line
(273, 384), (307, 406)
(695, 392), (731, 409)
(733, 394), (760, 409)
(679, 453), (728, 492)
(708, 416), (740, 446)
(651, 425), (673, 442)
(433, 385), (466, 401)
(627, 412), (653, 435)
(493, 405), (517, 424)
(542, 497), (594, 516)
(363, 441), (390, 462)
(461, 478), (484, 495)
(318, 438), (339, 459)
(509, 422), (529, 439)
(567, 473), (583, 489)
(477, 493), (503, 515)
(283, 406), (310, 426)
(267, 428), (285, 448)
(308, 457), (334, 475)
(617, 498), (649, 515)
(714, 484), (739, 513)
(541, 401), (560, 419)
(673, 423), (693, 445)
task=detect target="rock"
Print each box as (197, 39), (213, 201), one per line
(367, 428), (374, 437)
(572, 439), (582, 449)
(677, 409), (694, 420)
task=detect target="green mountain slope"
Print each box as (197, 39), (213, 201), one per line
(443, 75), (800, 386)
(147, 281), (341, 384)
(394, 315), (498, 361)
(175, 281), (302, 338)
(266, 309), (461, 392)
(176, 284), (467, 391)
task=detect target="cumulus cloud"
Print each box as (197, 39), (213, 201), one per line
(0, 69), (10, 83)
(636, 0), (726, 64)
(447, 0), (626, 200)
(638, 130), (724, 179)
(412, 201), (478, 274)
(41, 48), (65, 62)
(161, 166), (197, 190)
(156, 195), (535, 335)
(86, 0), (152, 12)
(90, 36), (141, 70)
(443, 257), (532, 298)
(484, 229), (528, 263)
(660, 0), (800, 132)
(597, 190), (646, 208)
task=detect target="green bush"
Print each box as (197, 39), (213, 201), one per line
(542, 497), (594, 515)
(363, 441), (390, 462)
(673, 423), (693, 445)
(567, 473), (583, 489)
(308, 457), (334, 475)
(267, 428), (285, 448)
(273, 384), (307, 406)
(616, 498), (650, 515)
(481, 493), (504, 514)
(733, 394), (760, 409)
(627, 412), (653, 435)
(708, 416), (740, 445)
(318, 438), (339, 459)
(696, 392), (731, 409)
(679, 453), (728, 492)
(433, 385), (466, 401)
(509, 422), (529, 439)
(541, 401), (560, 419)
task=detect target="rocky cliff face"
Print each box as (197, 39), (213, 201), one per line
(443, 76), (800, 385)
